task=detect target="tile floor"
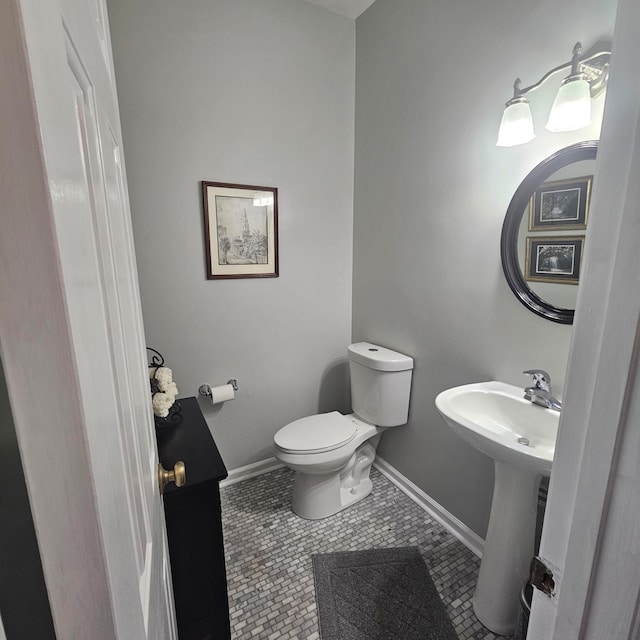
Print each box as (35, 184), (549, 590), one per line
(220, 467), (514, 640)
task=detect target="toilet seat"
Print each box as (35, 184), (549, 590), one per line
(274, 411), (357, 454)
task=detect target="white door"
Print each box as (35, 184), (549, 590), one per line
(0, 0), (176, 638)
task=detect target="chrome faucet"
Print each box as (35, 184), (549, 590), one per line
(523, 369), (562, 411)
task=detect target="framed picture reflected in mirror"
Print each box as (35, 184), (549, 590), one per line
(525, 236), (584, 285)
(528, 175), (592, 231)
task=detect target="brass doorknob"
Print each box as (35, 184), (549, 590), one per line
(158, 461), (186, 494)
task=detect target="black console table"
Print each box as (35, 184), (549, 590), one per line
(155, 397), (231, 640)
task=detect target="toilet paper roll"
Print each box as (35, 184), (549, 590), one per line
(209, 383), (235, 405)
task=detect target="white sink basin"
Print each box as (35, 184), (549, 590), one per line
(435, 380), (558, 475)
(435, 380), (560, 635)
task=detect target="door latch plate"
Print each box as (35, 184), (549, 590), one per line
(530, 556), (556, 597)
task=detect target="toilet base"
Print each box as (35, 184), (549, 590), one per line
(291, 441), (378, 520)
(292, 474), (373, 520)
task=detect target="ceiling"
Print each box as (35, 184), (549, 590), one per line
(303, 0), (376, 19)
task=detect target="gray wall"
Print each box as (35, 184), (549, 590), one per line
(108, 0), (355, 469)
(354, 0), (617, 536)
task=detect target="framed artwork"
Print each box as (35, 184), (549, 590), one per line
(202, 181), (279, 279)
(525, 236), (584, 285)
(528, 175), (592, 231)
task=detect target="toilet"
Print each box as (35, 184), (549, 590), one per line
(273, 342), (413, 519)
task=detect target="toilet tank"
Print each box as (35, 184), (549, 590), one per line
(348, 342), (413, 427)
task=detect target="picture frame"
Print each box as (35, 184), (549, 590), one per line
(202, 181), (279, 280)
(525, 236), (584, 285)
(528, 175), (592, 231)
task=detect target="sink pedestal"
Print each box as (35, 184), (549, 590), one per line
(473, 461), (541, 636)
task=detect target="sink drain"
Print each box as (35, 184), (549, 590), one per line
(517, 437), (530, 446)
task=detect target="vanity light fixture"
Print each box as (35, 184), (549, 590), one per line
(496, 42), (611, 147)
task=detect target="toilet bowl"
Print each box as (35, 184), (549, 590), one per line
(274, 411), (382, 519)
(273, 342), (413, 519)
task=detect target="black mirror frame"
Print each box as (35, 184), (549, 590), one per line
(500, 140), (598, 325)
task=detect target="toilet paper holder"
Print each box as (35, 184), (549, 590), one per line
(199, 378), (239, 397)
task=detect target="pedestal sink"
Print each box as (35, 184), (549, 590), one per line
(435, 381), (559, 635)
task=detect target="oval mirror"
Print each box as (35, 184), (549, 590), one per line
(501, 141), (598, 324)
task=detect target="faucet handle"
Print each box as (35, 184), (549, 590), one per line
(523, 369), (551, 389)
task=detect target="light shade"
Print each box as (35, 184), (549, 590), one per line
(496, 100), (535, 147)
(545, 77), (591, 132)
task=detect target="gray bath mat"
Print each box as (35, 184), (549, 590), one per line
(312, 547), (458, 640)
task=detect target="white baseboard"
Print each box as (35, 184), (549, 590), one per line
(220, 457), (284, 488)
(221, 454), (484, 557)
(374, 456), (484, 558)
